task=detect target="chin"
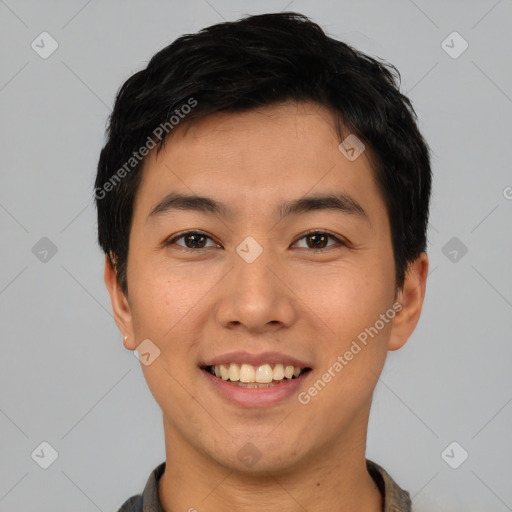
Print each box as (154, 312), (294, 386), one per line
(204, 435), (309, 476)
(228, 452), (303, 477)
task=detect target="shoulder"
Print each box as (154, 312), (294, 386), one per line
(366, 459), (412, 512)
(115, 461), (166, 512)
(116, 494), (143, 512)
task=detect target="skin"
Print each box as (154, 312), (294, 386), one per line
(104, 101), (428, 512)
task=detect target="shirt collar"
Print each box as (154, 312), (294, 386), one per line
(366, 459), (412, 512)
(121, 458), (411, 512)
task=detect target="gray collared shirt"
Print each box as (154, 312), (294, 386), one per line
(117, 459), (411, 512)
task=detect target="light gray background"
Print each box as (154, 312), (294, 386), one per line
(1, 1), (511, 511)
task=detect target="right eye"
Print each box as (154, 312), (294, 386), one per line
(164, 231), (221, 251)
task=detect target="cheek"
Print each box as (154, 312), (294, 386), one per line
(302, 264), (395, 405)
(128, 259), (198, 338)
(128, 266), (207, 374)
(130, 275), (202, 414)
(301, 279), (394, 413)
(303, 261), (393, 341)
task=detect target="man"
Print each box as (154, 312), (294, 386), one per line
(95, 11), (431, 512)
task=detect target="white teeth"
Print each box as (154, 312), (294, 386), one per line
(273, 363), (284, 380)
(239, 363), (255, 383)
(255, 364), (273, 383)
(210, 362), (306, 383)
(219, 364), (229, 380)
(228, 363), (240, 381)
(284, 365), (295, 379)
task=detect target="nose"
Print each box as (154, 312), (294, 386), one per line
(214, 243), (298, 334)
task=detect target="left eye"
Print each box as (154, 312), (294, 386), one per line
(165, 231), (344, 251)
(293, 231), (344, 250)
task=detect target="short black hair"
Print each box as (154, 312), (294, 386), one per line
(95, 11), (432, 296)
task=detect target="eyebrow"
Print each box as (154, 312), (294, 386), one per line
(147, 192), (369, 223)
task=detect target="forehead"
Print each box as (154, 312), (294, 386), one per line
(132, 101), (385, 226)
(167, 101), (343, 160)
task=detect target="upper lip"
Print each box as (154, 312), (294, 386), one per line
(201, 351), (312, 369)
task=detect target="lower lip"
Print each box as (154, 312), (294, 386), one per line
(201, 369), (311, 408)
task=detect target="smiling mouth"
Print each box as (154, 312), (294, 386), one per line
(203, 363), (312, 388)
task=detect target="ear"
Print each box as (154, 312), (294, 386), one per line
(104, 255), (137, 350)
(388, 252), (429, 351)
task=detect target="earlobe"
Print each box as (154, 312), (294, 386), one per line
(388, 252), (429, 352)
(123, 335), (134, 350)
(103, 255), (137, 350)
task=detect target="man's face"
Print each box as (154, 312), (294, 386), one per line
(115, 102), (407, 473)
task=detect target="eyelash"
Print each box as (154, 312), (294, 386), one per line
(164, 229), (347, 253)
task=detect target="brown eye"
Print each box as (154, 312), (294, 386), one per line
(183, 233), (207, 248)
(293, 231), (345, 251)
(306, 233), (329, 249)
(165, 231), (218, 250)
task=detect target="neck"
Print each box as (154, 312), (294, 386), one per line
(157, 411), (382, 512)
